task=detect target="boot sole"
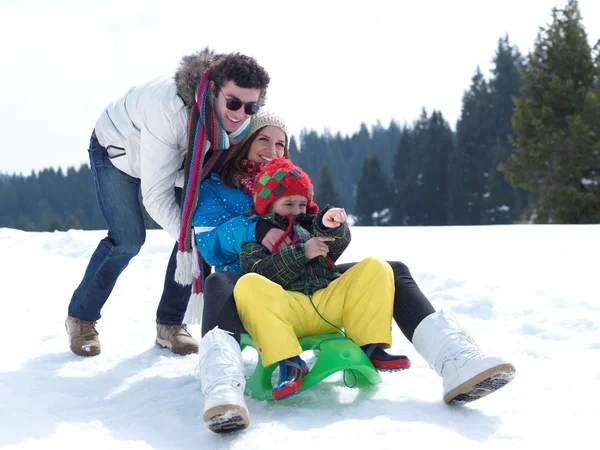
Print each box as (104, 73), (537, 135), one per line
(69, 344), (100, 357)
(155, 338), (198, 355)
(203, 404), (250, 434)
(372, 357), (411, 371)
(445, 363), (516, 405)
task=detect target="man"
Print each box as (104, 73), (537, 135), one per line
(66, 47), (270, 358)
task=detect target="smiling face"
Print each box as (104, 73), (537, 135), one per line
(246, 126), (287, 164)
(211, 80), (261, 133)
(269, 194), (308, 217)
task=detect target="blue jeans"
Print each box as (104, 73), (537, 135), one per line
(68, 132), (191, 325)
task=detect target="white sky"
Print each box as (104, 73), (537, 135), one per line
(1, 224), (599, 448)
(1, 0), (599, 175)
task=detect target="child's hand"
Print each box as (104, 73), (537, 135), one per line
(262, 228), (292, 253)
(304, 237), (335, 259)
(322, 207), (347, 228)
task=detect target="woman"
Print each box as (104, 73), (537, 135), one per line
(192, 110), (516, 434)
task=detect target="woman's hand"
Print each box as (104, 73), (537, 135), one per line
(304, 236), (335, 259)
(261, 228), (293, 253)
(322, 207), (347, 228)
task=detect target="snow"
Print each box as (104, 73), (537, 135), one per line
(1, 224), (599, 449)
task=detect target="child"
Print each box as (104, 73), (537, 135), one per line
(233, 158), (410, 400)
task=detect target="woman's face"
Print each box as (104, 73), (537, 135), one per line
(246, 126), (287, 163)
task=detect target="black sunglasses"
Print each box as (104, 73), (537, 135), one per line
(216, 85), (260, 115)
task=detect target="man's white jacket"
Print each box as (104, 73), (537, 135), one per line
(94, 75), (191, 241)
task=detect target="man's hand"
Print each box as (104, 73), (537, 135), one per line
(304, 236), (335, 259)
(261, 228), (292, 253)
(322, 207), (347, 228)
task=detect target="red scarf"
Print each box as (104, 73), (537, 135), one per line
(238, 159), (265, 196)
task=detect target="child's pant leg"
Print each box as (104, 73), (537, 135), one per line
(234, 273), (304, 366)
(315, 256), (394, 347)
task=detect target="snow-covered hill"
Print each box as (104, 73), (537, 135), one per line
(1, 225), (598, 449)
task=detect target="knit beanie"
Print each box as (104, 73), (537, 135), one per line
(244, 109), (290, 145)
(253, 158), (319, 215)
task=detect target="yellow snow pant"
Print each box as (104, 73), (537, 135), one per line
(234, 256), (394, 366)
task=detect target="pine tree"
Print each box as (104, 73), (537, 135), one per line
(422, 111), (454, 225)
(288, 136), (301, 165)
(449, 67), (493, 224)
(485, 35), (529, 224)
(403, 109), (430, 225)
(391, 126), (412, 225)
(296, 130), (327, 185)
(370, 120), (395, 181)
(64, 214), (82, 230)
(354, 152), (392, 226)
(314, 163), (341, 210)
(500, 0), (600, 223)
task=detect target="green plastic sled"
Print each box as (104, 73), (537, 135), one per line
(240, 332), (382, 401)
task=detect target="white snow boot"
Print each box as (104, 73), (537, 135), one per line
(413, 311), (516, 405)
(198, 327), (249, 433)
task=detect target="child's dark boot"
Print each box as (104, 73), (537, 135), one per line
(272, 356), (309, 400)
(362, 344), (411, 371)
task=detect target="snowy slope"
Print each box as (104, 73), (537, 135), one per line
(1, 225), (598, 449)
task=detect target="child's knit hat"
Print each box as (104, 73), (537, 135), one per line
(253, 158), (319, 215)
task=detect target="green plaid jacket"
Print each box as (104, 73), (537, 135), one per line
(239, 207), (351, 294)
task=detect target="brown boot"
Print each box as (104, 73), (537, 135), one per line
(65, 316), (101, 357)
(156, 324), (199, 355)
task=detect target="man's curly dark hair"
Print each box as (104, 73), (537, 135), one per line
(210, 53), (270, 105)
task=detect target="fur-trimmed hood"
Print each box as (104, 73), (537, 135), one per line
(174, 47), (218, 108)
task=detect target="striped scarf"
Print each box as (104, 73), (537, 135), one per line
(175, 67), (250, 294)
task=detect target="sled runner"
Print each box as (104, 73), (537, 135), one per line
(240, 332), (383, 401)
